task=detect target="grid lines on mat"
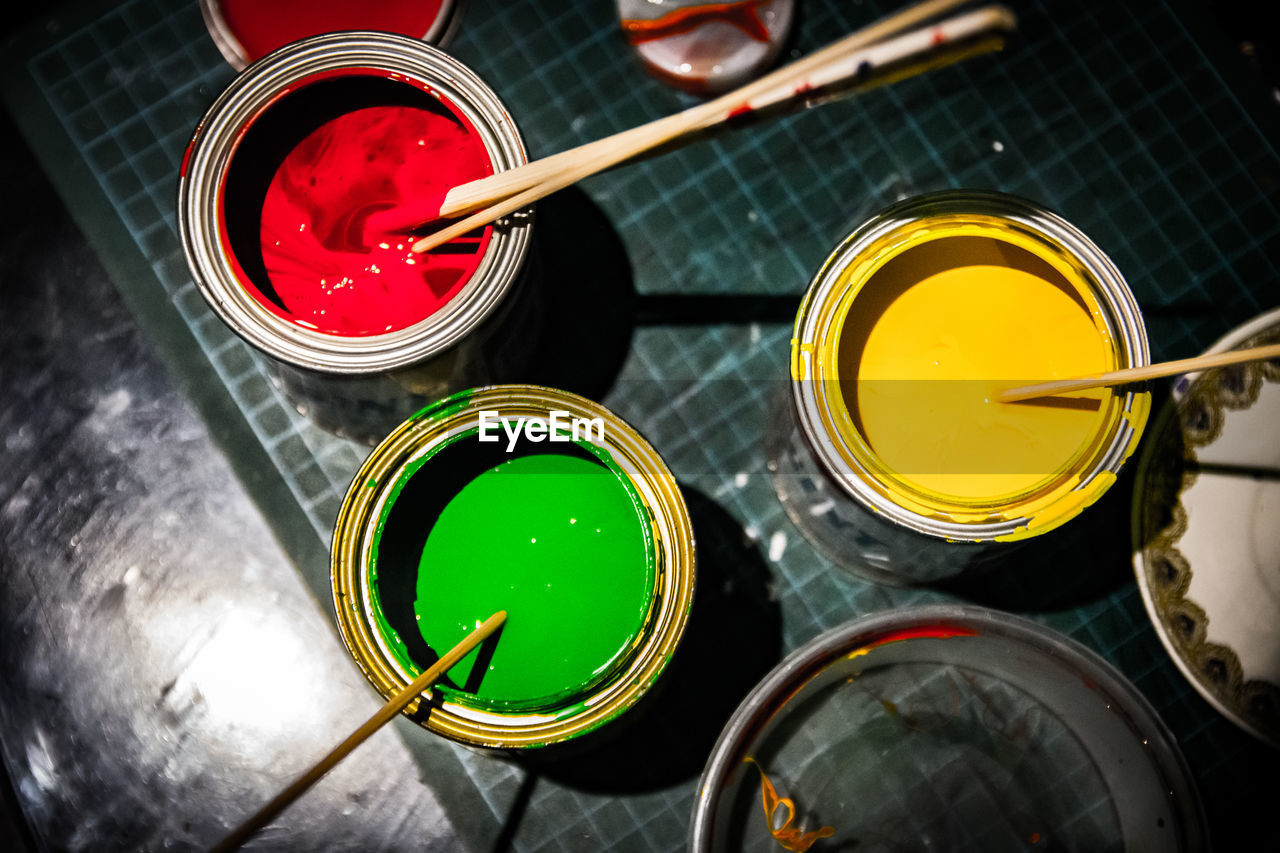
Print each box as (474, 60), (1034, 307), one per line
(13, 0), (1280, 849)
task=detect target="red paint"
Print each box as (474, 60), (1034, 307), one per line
(214, 0), (449, 64)
(861, 625), (980, 650)
(180, 138), (196, 179)
(930, 27), (946, 46)
(244, 95), (493, 336)
(724, 101), (759, 129)
(621, 0), (772, 45)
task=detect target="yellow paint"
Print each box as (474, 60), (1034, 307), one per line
(744, 757), (835, 852)
(790, 339), (814, 381)
(811, 218), (1148, 536)
(842, 233), (1109, 498)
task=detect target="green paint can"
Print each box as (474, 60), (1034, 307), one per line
(332, 385), (696, 748)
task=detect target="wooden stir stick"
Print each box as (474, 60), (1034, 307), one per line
(999, 343), (1280, 403)
(361, 0), (975, 238)
(432, 0), (977, 221)
(209, 610), (507, 853)
(398, 1), (1016, 254)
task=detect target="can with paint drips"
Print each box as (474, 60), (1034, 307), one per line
(179, 32), (539, 444)
(331, 385), (697, 748)
(768, 191), (1150, 584)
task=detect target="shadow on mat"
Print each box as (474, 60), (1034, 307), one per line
(514, 486), (783, 795)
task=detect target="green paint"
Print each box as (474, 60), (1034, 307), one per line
(369, 438), (655, 713)
(414, 391), (473, 423)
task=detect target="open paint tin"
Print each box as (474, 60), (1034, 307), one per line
(331, 385), (696, 748)
(769, 190), (1150, 584)
(199, 0), (464, 70)
(179, 32), (537, 444)
(690, 605), (1207, 851)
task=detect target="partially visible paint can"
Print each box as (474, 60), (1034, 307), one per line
(616, 0), (795, 94)
(179, 32), (537, 444)
(199, 0), (465, 70)
(331, 385), (696, 749)
(690, 605), (1206, 851)
(769, 191), (1150, 584)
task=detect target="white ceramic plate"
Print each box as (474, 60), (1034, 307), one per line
(1133, 308), (1280, 746)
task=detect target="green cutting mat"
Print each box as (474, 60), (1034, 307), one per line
(4, 0), (1278, 849)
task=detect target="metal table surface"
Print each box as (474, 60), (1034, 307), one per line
(1, 0), (1278, 851)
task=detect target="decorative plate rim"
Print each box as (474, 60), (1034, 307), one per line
(1132, 312), (1280, 747)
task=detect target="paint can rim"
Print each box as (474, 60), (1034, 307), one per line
(331, 384), (697, 749)
(178, 31), (532, 375)
(788, 189), (1150, 542)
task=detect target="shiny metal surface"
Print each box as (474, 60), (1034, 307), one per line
(0, 115), (461, 851)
